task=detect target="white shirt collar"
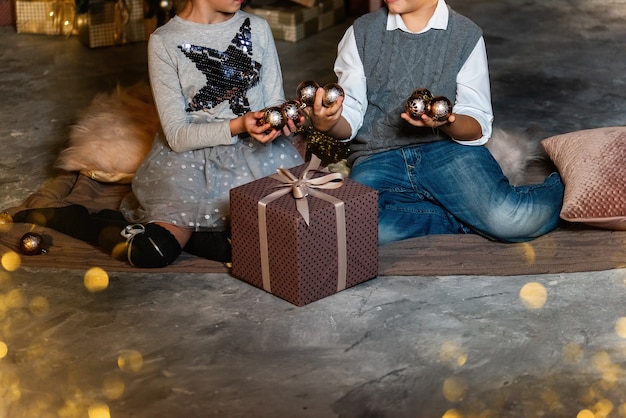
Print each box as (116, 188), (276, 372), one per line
(386, 0), (449, 34)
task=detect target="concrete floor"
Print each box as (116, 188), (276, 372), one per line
(1, 0), (626, 416)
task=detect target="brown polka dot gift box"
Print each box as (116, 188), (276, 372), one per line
(230, 156), (378, 306)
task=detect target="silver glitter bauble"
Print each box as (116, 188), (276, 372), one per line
(296, 80), (319, 106)
(405, 88), (433, 120)
(322, 83), (344, 107)
(428, 96), (453, 122)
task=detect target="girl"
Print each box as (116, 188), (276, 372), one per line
(14, 0), (304, 267)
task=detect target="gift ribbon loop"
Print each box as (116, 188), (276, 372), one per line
(266, 156), (344, 226)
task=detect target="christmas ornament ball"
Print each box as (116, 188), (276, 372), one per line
(296, 80), (320, 106)
(282, 100), (303, 124)
(405, 88), (434, 120)
(322, 83), (344, 107)
(406, 96), (430, 119)
(0, 212), (12, 225)
(428, 96), (453, 122)
(19, 232), (47, 256)
(410, 88), (433, 101)
(260, 107), (287, 130)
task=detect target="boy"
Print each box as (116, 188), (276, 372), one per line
(306, 0), (564, 245)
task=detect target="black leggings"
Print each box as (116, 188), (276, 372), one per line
(13, 205), (231, 267)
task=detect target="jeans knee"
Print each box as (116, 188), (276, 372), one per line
(479, 205), (560, 242)
(349, 167), (378, 188)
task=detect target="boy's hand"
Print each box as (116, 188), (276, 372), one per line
(304, 87), (344, 133)
(401, 112), (456, 128)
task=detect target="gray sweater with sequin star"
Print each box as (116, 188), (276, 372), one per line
(147, 13), (286, 153)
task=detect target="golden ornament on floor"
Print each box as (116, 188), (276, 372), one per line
(19, 232), (48, 256)
(0, 212), (12, 225)
(0, 212), (12, 233)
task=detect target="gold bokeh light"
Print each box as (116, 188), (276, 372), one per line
(103, 376), (125, 400)
(1, 251), (21, 272)
(442, 376), (468, 403)
(88, 403), (111, 418)
(84, 267), (109, 293)
(520, 242), (536, 264)
(615, 317), (626, 338)
(439, 341), (468, 368)
(442, 409), (462, 418)
(117, 349), (144, 373)
(519, 282), (548, 309)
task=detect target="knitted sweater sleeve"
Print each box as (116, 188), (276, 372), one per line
(148, 34), (235, 153)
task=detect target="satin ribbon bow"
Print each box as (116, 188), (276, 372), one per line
(261, 155), (344, 225)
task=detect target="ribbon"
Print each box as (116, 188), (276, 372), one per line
(257, 156), (348, 294)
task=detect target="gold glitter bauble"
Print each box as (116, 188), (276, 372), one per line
(260, 106), (286, 129)
(282, 100), (304, 125)
(18, 232), (47, 256)
(322, 83), (344, 107)
(296, 80), (319, 106)
(0, 212), (12, 225)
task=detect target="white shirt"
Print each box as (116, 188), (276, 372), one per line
(334, 0), (494, 145)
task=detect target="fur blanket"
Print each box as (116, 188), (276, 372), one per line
(56, 83), (160, 183)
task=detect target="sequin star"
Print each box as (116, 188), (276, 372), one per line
(179, 18), (261, 115)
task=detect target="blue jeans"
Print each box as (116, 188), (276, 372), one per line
(350, 141), (564, 245)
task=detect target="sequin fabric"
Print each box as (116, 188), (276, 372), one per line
(179, 18), (261, 115)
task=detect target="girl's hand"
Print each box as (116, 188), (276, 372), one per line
(303, 87), (344, 133)
(245, 111), (283, 143)
(401, 112), (456, 128)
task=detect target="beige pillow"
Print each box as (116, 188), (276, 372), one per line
(542, 127), (626, 230)
(80, 170), (134, 184)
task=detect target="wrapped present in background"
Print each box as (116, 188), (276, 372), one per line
(244, 0), (345, 42)
(0, 0), (16, 26)
(16, 0), (75, 35)
(76, 0), (148, 48)
(230, 157), (378, 307)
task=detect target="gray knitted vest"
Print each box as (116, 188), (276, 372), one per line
(349, 7), (482, 165)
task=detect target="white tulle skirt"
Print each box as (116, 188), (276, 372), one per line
(120, 132), (303, 231)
